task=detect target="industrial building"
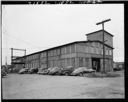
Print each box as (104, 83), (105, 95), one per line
(12, 30), (114, 72)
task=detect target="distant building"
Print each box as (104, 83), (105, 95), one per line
(113, 62), (124, 70)
(13, 30), (114, 72)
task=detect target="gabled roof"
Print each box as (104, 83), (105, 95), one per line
(16, 40), (114, 59)
(86, 29), (114, 37)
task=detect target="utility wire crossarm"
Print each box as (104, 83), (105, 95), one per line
(96, 19), (111, 25)
(11, 48), (26, 51)
(10, 48), (26, 65)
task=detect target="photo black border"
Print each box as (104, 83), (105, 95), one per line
(1, 0), (127, 102)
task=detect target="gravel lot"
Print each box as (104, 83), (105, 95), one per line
(2, 71), (124, 99)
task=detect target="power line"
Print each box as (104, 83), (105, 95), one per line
(3, 32), (44, 49)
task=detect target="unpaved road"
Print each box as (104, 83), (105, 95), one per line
(2, 71), (124, 99)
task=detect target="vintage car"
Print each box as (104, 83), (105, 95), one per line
(28, 68), (38, 74)
(18, 68), (29, 74)
(38, 67), (53, 75)
(38, 68), (49, 75)
(60, 66), (74, 76)
(48, 67), (62, 75)
(71, 67), (96, 76)
(2, 69), (7, 78)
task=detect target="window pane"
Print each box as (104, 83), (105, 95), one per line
(71, 45), (75, 53)
(71, 58), (75, 67)
(109, 50), (112, 55)
(85, 58), (89, 67)
(66, 46), (70, 54)
(85, 47), (88, 53)
(79, 57), (83, 67)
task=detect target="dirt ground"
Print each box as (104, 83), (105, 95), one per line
(2, 70), (124, 99)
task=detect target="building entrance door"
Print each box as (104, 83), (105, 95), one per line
(92, 58), (100, 72)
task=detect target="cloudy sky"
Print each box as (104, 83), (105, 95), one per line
(2, 4), (124, 65)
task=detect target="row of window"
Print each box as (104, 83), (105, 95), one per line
(83, 42), (103, 48)
(48, 49), (60, 57)
(41, 58), (75, 68)
(25, 57), (112, 69)
(78, 45), (112, 55)
(26, 54), (39, 61)
(26, 43), (112, 61)
(40, 44), (76, 57)
(40, 57), (90, 69)
(25, 60), (39, 68)
(61, 44), (75, 54)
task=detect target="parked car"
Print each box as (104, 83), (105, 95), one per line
(47, 67), (53, 72)
(60, 66), (74, 76)
(28, 68), (38, 74)
(48, 67), (62, 75)
(2, 69), (7, 78)
(18, 68), (29, 74)
(38, 68), (49, 75)
(113, 67), (122, 71)
(71, 67), (96, 76)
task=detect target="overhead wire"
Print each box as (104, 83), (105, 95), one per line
(3, 32), (44, 49)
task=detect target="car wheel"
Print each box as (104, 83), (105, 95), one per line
(65, 73), (68, 76)
(79, 73), (83, 77)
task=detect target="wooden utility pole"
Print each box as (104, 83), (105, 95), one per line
(96, 19), (111, 73)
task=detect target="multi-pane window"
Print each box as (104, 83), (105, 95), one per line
(105, 50), (109, 55)
(61, 59), (64, 68)
(66, 46), (70, 54)
(51, 61), (54, 67)
(31, 62), (33, 68)
(95, 48), (98, 54)
(61, 47), (65, 54)
(79, 57), (83, 67)
(85, 47), (88, 53)
(98, 48), (101, 54)
(48, 50), (53, 57)
(67, 58), (70, 66)
(56, 49), (60, 55)
(34, 61), (36, 68)
(53, 50), (56, 56)
(88, 47), (91, 53)
(92, 42), (95, 47)
(54, 60), (57, 67)
(41, 52), (46, 58)
(94, 48), (97, 54)
(97, 43), (100, 48)
(85, 58), (89, 67)
(33, 55), (35, 59)
(48, 51), (50, 57)
(71, 45), (75, 53)
(109, 50), (112, 55)
(99, 43), (102, 48)
(71, 58), (75, 67)
(90, 47), (94, 53)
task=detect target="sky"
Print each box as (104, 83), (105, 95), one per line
(2, 4), (124, 65)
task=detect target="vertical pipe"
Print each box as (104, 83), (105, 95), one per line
(46, 51), (48, 68)
(11, 48), (13, 72)
(59, 48), (61, 68)
(102, 23), (105, 73)
(25, 49), (26, 56)
(11, 48), (13, 65)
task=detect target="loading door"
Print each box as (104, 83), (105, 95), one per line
(92, 58), (100, 72)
